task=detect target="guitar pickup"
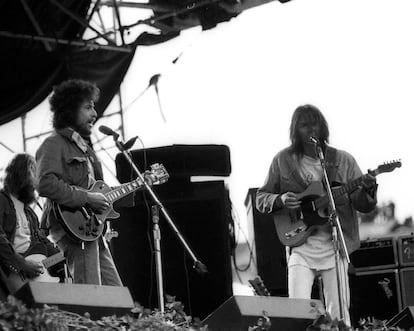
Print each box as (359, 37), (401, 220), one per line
(285, 225), (307, 239)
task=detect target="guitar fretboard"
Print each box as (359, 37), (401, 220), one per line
(105, 178), (144, 203)
(333, 176), (364, 198)
(314, 174), (372, 209)
(312, 161), (401, 210)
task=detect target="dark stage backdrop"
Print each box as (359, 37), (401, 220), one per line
(111, 181), (234, 319)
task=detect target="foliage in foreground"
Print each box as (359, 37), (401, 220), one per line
(0, 295), (410, 331)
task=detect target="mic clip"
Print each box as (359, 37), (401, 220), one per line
(309, 136), (320, 145)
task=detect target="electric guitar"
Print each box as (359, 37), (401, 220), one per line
(53, 163), (169, 242)
(273, 160), (401, 247)
(4, 251), (65, 294)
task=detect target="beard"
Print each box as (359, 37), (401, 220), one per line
(16, 184), (36, 205)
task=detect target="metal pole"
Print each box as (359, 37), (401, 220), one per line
(152, 205), (164, 313)
(315, 143), (349, 324)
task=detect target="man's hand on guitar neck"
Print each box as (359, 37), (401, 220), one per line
(361, 173), (377, 190)
(86, 192), (109, 214)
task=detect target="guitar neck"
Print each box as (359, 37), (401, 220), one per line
(333, 176), (365, 198)
(105, 178), (144, 203)
(315, 171), (377, 209)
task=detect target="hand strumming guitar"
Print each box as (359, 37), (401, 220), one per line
(280, 192), (301, 209)
(20, 259), (44, 278)
(86, 192), (109, 214)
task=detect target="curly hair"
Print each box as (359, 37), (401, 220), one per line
(49, 79), (100, 129)
(289, 104), (329, 156)
(4, 153), (37, 204)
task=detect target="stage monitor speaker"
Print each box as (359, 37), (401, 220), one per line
(386, 306), (414, 329)
(350, 269), (401, 324)
(14, 282), (134, 319)
(111, 180), (234, 320)
(203, 295), (324, 331)
(244, 188), (287, 296)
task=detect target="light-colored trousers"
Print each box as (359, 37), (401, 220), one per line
(288, 260), (350, 326)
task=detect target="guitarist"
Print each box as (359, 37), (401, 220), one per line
(256, 104), (377, 326)
(0, 154), (63, 298)
(36, 79), (122, 286)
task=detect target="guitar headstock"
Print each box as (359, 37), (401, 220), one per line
(371, 160), (402, 176)
(146, 163), (169, 185)
(248, 276), (271, 296)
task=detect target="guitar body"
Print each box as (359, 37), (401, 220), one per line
(54, 180), (120, 242)
(273, 181), (330, 247)
(5, 254), (61, 294)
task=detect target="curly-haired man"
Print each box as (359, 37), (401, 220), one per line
(36, 79), (122, 286)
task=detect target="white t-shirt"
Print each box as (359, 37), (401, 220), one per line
(288, 155), (335, 270)
(10, 195), (31, 254)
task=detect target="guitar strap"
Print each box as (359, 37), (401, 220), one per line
(324, 147), (338, 184)
(83, 137), (104, 181)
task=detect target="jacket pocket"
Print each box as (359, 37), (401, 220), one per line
(65, 156), (89, 186)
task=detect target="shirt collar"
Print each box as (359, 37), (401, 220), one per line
(57, 127), (89, 153)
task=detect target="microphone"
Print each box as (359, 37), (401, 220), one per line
(309, 136), (319, 144)
(99, 125), (119, 140)
(149, 74), (161, 87)
(123, 136), (138, 150)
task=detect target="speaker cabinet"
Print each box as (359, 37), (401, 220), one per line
(398, 235), (414, 267)
(115, 144), (231, 181)
(111, 181), (234, 320)
(244, 189), (287, 296)
(203, 296), (324, 331)
(14, 282), (134, 319)
(399, 267), (414, 307)
(350, 269), (401, 324)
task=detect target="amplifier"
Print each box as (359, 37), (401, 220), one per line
(350, 237), (398, 271)
(399, 267), (414, 307)
(397, 235), (414, 267)
(350, 269), (401, 324)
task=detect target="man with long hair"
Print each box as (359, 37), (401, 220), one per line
(256, 104), (377, 326)
(0, 153), (61, 297)
(35, 79), (122, 286)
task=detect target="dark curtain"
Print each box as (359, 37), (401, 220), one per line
(0, 0), (246, 126)
(0, 44), (136, 126)
(0, 0), (136, 125)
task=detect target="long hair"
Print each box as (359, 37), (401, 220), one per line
(289, 104), (329, 156)
(4, 153), (37, 204)
(50, 79), (100, 129)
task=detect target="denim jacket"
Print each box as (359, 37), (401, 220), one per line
(35, 128), (103, 234)
(256, 146), (377, 254)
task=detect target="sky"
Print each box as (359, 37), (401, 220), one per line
(0, 0), (413, 293)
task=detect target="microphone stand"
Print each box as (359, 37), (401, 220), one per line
(112, 135), (208, 312)
(314, 142), (350, 323)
